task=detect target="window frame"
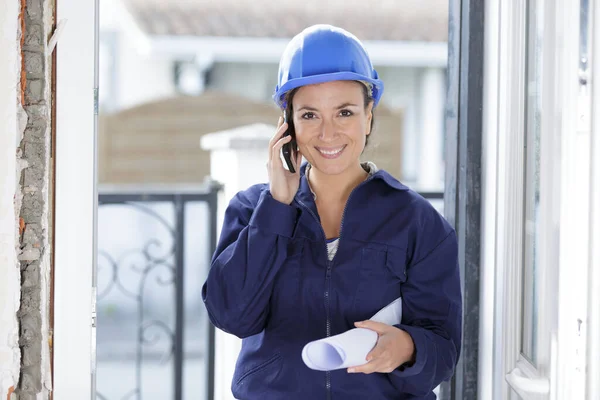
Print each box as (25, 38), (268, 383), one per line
(587, 1), (600, 396)
(491, 0), (596, 398)
(53, 0), (97, 398)
(493, 0), (557, 398)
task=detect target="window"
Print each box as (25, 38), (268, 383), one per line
(521, 0), (543, 366)
(493, 0), (555, 397)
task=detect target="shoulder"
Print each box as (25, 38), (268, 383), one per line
(226, 183), (270, 216)
(407, 192), (454, 244)
(373, 169), (454, 241)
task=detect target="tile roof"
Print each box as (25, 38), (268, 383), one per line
(122, 0), (448, 42)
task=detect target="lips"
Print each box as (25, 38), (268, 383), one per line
(316, 145), (346, 159)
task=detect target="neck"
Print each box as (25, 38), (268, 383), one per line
(308, 163), (368, 203)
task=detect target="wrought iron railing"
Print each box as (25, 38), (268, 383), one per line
(95, 182), (221, 400)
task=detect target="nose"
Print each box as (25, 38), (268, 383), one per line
(318, 118), (337, 142)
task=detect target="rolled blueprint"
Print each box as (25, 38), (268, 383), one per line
(301, 297), (403, 371)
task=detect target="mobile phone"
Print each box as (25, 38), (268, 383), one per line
(281, 111), (297, 173)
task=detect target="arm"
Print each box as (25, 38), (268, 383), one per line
(389, 229), (462, 396)
(202, 188), (300, 338)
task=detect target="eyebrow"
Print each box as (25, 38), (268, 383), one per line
(297, 102), (360, 112)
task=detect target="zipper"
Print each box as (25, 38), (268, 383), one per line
(295, 172), (376, 399)
(297, 198), (333, 399)
(297, 172), (376, 263)
(325, 260), (332, 400)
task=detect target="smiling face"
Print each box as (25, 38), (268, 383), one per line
(290, 80), (374, 176)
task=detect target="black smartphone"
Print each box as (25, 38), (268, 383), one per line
(281, 110), (297, 173)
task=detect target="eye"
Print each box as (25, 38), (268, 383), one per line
(302, 112), (316, 120)
(339, 109), (354, 117)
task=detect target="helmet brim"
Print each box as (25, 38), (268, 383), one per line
(273, 71), (384, 109)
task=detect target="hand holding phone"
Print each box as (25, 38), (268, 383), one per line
(267, 114), (302, 205)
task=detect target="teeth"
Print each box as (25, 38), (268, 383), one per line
(318, 147), (344, 155)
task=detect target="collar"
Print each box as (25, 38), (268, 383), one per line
(294, 161), (409, 207)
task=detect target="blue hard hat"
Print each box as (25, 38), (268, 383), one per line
(273, 24), (384, 109)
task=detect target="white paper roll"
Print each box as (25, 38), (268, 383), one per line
(301, 297), (403, 371)
(301, 328), (378, 371)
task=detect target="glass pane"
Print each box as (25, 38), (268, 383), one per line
(96, 201), (177, 399)
(96, 199), (213, 400)
(521, 0), (543, 365)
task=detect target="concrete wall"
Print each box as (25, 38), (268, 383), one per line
(0, 0), (23, 397)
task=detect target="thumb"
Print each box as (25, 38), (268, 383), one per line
(354, 320), (390, 334)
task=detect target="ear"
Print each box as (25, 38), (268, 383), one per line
(365, 101), (374, 136)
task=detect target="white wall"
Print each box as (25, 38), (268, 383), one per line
(114, 33), (176, 110)
(0, 0), (22, 397)
(99, 0), (176, 111)
(376, 67), (422, 183)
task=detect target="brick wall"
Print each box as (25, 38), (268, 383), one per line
(16, 0), (54, 398)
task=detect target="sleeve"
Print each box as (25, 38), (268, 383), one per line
(388, 227), (462, 397)
(201, 188), (301, 338)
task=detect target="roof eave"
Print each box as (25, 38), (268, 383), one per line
(150, 35), (448, 68)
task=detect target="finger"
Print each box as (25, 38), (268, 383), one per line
(269, 135), (293, 167)
(354, 320), (390, 334)
(268, 123), (289, 162)
(269, 119), (287, 149)
(352, 363), (395, 374)
(269, 123), (287, 150)
(272, 134), (292, 153)
(348, 359), (381, 375)
(366, 344), (384, 362)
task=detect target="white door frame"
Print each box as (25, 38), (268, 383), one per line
(587, 1), (600, 396)
(554, 0), (594, 397)
(484, 0), (597, 398)
(53, 0), (97, 397)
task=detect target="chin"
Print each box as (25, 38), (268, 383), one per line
(311, 161), (351, 176)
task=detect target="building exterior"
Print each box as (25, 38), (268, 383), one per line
(1, 1), (599, 400)
(98, 0), (449, 189)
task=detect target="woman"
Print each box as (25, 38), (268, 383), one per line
(202, 24), (462, 400)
